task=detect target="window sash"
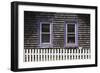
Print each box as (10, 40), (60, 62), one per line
(65, 23), (78, 47)
(40, 22), (52, 44)
(41, 34), (50, 43)
(42, 24), (50, 32)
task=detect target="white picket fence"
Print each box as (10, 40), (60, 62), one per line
(24, 48), (91, 62)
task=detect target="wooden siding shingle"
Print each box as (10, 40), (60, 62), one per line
(24, 11), (90, 49)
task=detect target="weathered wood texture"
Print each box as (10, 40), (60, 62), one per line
(24, 11), (90, 49)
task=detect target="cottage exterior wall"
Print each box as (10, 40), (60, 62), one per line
(24, 11), (90, 49)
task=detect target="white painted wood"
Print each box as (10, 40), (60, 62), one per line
(24, 48), (91, 62)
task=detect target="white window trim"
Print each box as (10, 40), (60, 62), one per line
(66, 23), (78, 47)
(40, 22), (52, 48)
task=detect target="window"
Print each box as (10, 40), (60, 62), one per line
(65, 23), (78, 47)
(67, 24), (75, 43)
(41, 24), (50, 43)
(40, 22), (52, 48)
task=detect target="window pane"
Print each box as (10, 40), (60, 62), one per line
(42, 34), (50, 43)
(67, 24), (75, 32)
(42, 24), (50, 32)
(67, 34), (75, 43)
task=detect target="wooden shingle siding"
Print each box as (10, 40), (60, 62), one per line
(24, 11), (90, 49)
(78, 14), (90, 48)
(24, 11), (40, 49)
(53, 13), (65, 48)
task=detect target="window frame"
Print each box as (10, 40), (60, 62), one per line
(40, 22), (52, 47)
(65, 23), (78, 48)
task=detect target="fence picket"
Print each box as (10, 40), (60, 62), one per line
(24, 48), (91, 62)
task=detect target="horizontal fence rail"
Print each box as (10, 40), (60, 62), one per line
(24, 48), (91, 62)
